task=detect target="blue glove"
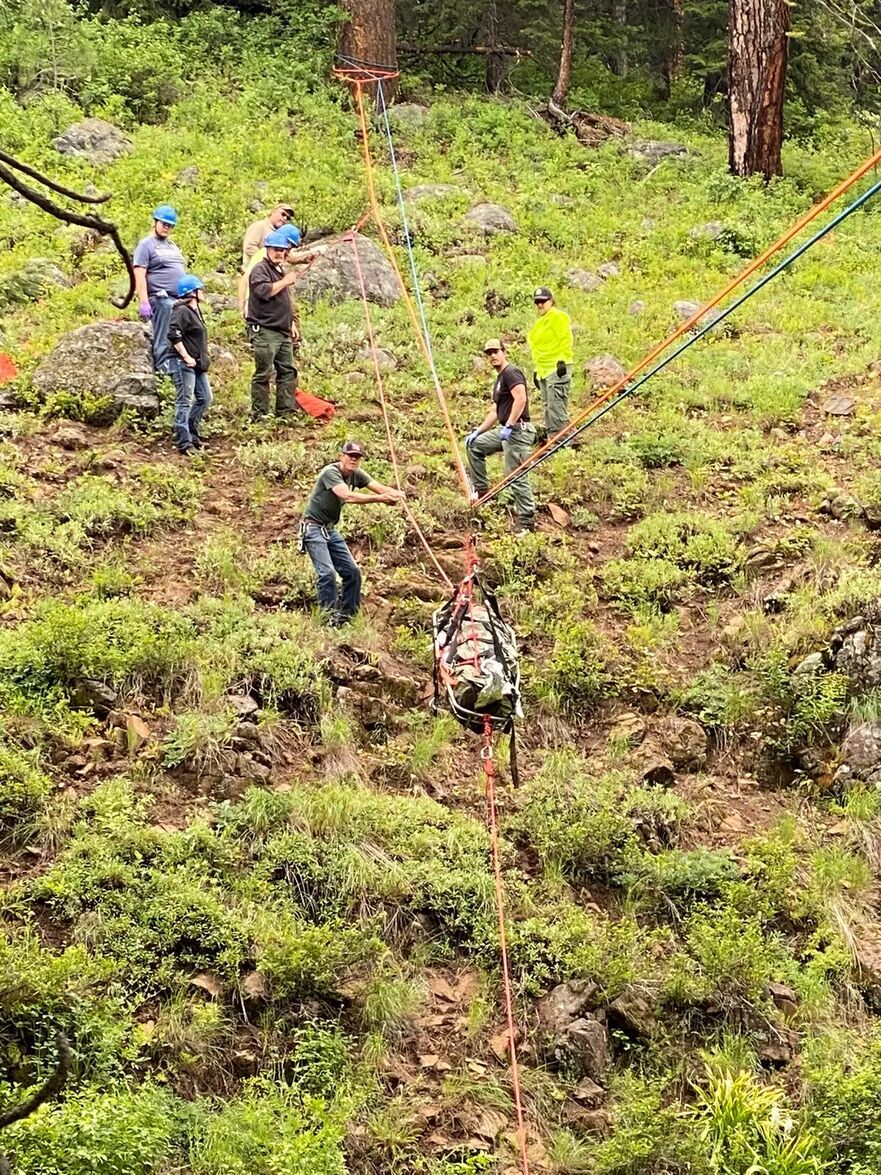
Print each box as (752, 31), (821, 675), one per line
(465, 429), (480, 447)
(499, 425), (513, 441)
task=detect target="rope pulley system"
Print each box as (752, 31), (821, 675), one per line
(334, 52), (532, 1175)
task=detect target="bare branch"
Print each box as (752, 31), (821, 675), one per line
(0, 1034), (71, 1175)
(0, 150), (110, 204)
(0, 161), (135, 308)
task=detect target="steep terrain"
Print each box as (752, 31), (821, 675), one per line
(4, 74), (881, 1175)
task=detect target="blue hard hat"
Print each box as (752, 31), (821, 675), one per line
(177, 274), (203, 297)
(153, 204), (178, 226)
(280, 224), (302, 246)
(264, 229), (293, 249)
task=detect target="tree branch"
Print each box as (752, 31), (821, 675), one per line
(398, 43), (533, 57)
(0, 1034), (71, 1175)
(0, 150), (110, 204)
(0, 161), (135, 309)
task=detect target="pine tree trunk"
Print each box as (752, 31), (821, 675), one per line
(727, 0), (788, 179)
(485, 0), (505, 93)
(666, 0), (683, 80)
(611, 0), (628, 78)
(552, 0), (576, 104)
(339, 0), (399, 100)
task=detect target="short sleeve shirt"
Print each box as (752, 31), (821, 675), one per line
(303, 463), (371, 528)
(492, 364), (530, 426)
(132, 234), (186, 298)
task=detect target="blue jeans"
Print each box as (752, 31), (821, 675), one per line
(149, 293), (174, 373)
(169, 359), (212, 451)
(303, 525), (362, 622)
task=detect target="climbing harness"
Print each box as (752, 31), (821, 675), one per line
(479, 143), (881, 507)
(335, 53), (530, 1175)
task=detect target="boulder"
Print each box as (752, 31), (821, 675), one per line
(823, 394), (856, 417)
(405, 184), (463, 201)
(549, 1016), (610, 1082)
(836, 625), (881, 690)
(628, 300), (646, 316)
(361, 345), (397, 372)
(205, 294), (239, 313)
(566, 268), (603, 293)
(689, 221), (726, 241)
(607, 989), (656, 1040)
(658, 716), (707, 771)
(22, 257), (72, 291)
(296, 233), (400, 307)
(842, 721), (881, 773)
(71, 679), (118, 717)
(673, 300), (723, 328)
(550, 194), (576, 207)
(32, 321), (159, 422)
(464, 203), (518, 236)
(207, 342), (239, 378)
(3, 258), (72, 305)
(597, 261), (621, 279)
(537, 979), (598, 1035)
(571, 1076), (606, 1107)
(632, 738), (676, 787)
(585, 354), (627, 389)
(176, 165), (200, 185)
(561, 1105), (612, 1137)
(51, 424), (89, 451)
(609, 712), (646, 749)
(52, 119), (132, 165)
(628, 140), (688, 166)
(793, 652), (825, 676)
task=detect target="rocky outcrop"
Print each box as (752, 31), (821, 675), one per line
(673, 300), (723, 328)
(296, 234), (400, 307)
(405, 184), (464, 202)
(463, 203), (518, 236)
(566, 269), (603, 293)
(657, 716), (707, 772)
(32, 321), (159, 422)
(52, 119), (132, 165)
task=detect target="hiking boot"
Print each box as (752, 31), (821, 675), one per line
(513, 517), (535, 536)
(179, 446), (198, 459)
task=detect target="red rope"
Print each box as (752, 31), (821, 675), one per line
(483, 717), (530, 1175)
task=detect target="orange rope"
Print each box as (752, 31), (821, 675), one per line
(350, 79), (474, 505)
(347, 230), (454, 590)
(483, 717), (530, 1175)
(479, 142), (881, 505)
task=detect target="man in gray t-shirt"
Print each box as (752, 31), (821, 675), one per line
(133, 204), (186, 374)
(301, 439), (404, 626)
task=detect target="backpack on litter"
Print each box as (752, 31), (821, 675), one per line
(433, 569), (522, 780)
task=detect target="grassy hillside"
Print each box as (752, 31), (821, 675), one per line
(4, 65), (881, 1175)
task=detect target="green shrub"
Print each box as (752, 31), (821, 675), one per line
(602, 557), (689, 610)
(625, 512), (742, 583)
(627, 848), (739, 911)
(0, 741), (52, 842)
(510, 754), (638, 881)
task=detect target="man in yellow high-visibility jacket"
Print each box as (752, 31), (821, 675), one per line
(526, 286), (573, 439)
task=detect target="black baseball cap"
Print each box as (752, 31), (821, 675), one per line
(342, 439), (364, 456)
(533, 286), (553, 302)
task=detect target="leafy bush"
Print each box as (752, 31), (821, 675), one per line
(0, 741), (52, 842)
(602, 556), (688, 610)
(625, 512), (742, 584)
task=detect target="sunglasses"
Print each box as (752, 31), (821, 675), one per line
(278, 210), (292, 219)
(534, 298), (550, 305)
(484, 348), (501, 355)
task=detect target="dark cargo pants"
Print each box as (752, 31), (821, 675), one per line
(248, 324), (297, 420)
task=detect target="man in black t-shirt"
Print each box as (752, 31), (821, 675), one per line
(464, 339), (536, 534)
(246, 229), (300, 422)
(301, 440), (405, 626)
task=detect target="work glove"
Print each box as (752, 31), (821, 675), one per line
(556, 359), (568, 378)
(465, 429), (480, 448)
(499, 425), (513, 441)
(139, 300), (153, 320)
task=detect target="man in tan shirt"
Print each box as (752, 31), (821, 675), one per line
(241, 201), (296, 266)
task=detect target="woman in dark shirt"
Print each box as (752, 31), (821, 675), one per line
(167, 275), (213, 456)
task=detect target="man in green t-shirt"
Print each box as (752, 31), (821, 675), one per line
(301, 440), (404, 625)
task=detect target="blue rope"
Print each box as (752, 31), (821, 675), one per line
(375, 79), (442, 383)
(494, 171), (881, 490)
